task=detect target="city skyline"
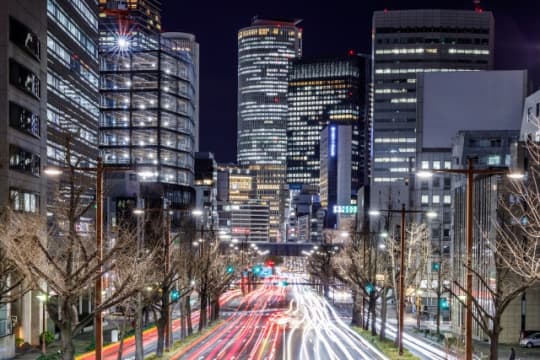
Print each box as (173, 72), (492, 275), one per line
(162, 0), (540, 163)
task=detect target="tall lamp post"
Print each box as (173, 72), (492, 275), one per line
(417, 158), (524, 360)
(369, 205), (437, 356)
(45, 157), (138, 360)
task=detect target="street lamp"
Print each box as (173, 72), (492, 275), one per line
(45, 157), (137, 360)
(369, 204), (437, 356)
(416, 158), (524, 360)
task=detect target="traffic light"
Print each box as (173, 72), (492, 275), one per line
(439, 298), (449, 310)
(253, 264), (262, 275)
(226, 265), (234, 274)
(432, 262), (440, 272)
(279, 280), (289, 287)
(170, 289), (180, 302)
(365, 282), (374, 294)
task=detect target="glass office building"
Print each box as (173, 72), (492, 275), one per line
(99, 0), (197, 210)
(371, 9), (494, 209)
(287, 56), (369, 192)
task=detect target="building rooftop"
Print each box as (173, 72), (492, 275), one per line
(251, 16), (302, 26)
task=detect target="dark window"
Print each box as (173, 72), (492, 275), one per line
(443, 177), (451, 190)
(9, 188), (39, 213)
(9, 145), (40, 176)
(9, 102), (40, 137)
(9, 60), (40, 98)
(9, 17), (40, 60)
(433, 177), (440, 188)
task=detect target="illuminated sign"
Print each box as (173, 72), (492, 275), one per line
(333, 205), (357, 214)
(330, 126), (336, 157)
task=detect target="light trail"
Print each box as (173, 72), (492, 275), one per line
(285, 275), (388, 360)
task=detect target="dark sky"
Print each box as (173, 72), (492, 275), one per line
(161, 0), (540, 163)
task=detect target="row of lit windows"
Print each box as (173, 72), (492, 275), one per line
(421, 194), (452, 205)
(420, 160), (452, 170)
(376, 48), (438, 55)
(375, 48), (489, 56)
(47, 71), (98, 115)
(375, 68), (477, 75)
(47, 33), (98, 89)
(390, 98), (416, 103)
(375, 88), (408, 94)
(374, 137), (416, 143)
(47, 0), (96, 57)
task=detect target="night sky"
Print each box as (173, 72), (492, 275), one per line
(161, 0), (540, 163)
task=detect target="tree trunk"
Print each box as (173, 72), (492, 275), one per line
(135, 293), (144, 360)
(212, 295), (220, 321)
(436, 291), (441, 335)
(199, 293), (207, 331)
(351, 291), (362, 327)
(380, 287), (388, 340)
(186, 295), (193, 335)
(180, 299), (186, 339)
(489, 321), (501, 360)
(60, 325), (75, 360)
(156, 319), (165, 357)
(117, 330), (125, 360)
(369, 292), (377, 336)
(156, 290), (168, 357)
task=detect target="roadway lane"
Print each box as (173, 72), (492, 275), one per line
(285, 277), (388, 360)
(180, 279), (288, 360)
(76, 291), (241, 360)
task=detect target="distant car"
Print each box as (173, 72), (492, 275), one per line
(520, 332), (540, 348)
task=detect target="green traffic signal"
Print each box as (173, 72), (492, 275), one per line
(365, 282), (374, 294)
(170, 289), (180, 302)
(253, 265), (262, 275)
(226, 265), (234, 274)
(280, 280), (289, 287)
(440, 298), (449, 310)
(432, 262), (440, 272)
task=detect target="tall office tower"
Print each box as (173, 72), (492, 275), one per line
(47, 0), (100, 235)
(287, 55), (370, 192)
(371, 9), (494, 210)
(237, 17), (302, 241)
(0, 1), (47, 352)
(99, 1), (196, 216)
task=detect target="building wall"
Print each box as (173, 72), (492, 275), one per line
(417, 71), (526, 150)
(520, 90), (540, 141)
(371, 9), (494, 212)
(0, 0), (48, 350)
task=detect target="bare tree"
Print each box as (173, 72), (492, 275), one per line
(446, 172), (536, 360)
(0, 209), (40, 304)
(497, 138), (540, 280)
(307, 232), (337, 299)
(0, 154), (148, 359)
(384, 222), (430, 340)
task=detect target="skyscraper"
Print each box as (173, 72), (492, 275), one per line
(99, 1), (197, 214)
(237, 17), (302, 241)
(0, 1), (48, 351)
(287, 55), (369, 191)
(371, 9), (494, 209)
(237, 17), (302, 165)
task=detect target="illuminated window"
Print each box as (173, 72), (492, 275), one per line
(421, 195), (429, 204)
